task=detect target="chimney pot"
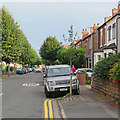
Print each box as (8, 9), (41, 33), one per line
(118, 1), (120, 12)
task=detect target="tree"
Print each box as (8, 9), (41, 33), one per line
(63, 25), (78, 66)
(40, 36), (60, 64)
(57, 47), (85, 68)
(2, 7), (41, 74)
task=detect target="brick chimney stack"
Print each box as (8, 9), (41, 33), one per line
(82, 29), (89, 39)
(105, 16), (112, 22)
(90, 27), (94, 33)
(118, 1), (120, 12)
(112, 8), (118, 16)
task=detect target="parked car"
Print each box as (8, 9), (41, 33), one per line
(28, 68), (33, 72)
(43, 65), (79, 98)
(42, 67), (46, 72)
(22, 68), (28, 74)
(16, 68), (23, 74)
(34, 67), (41, 73)
(76, 68), (93, 77)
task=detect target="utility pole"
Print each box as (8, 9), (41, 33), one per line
(63, 25), (77, 95)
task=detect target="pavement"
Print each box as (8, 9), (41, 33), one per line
(58, 85), (119, 120)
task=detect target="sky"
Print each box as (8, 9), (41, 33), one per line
(1, 1), (119, 54)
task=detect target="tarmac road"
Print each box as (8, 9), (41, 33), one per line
(2, 72), (47, 118)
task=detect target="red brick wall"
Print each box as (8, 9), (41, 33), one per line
(82, 36), (91, 57)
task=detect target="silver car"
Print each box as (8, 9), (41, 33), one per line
(43, 65), (79, 98)
(34, 67), (41, 73)
(76, 68), (93, 77)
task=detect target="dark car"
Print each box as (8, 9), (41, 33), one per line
(22, 68), (28, 74)
(16, 68), (23, 74)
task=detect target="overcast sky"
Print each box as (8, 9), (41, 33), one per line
(2, 1), (119, 54)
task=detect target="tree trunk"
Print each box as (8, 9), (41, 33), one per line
(8, 64), (10, 76)
(13, 63), (16, 75)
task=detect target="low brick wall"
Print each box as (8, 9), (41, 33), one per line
(91, 76), (119, 100)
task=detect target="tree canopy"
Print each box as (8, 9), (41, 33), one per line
(40, 36), (60, 64)
(2, 7), (41, 66)
(57, 47), (85, 68)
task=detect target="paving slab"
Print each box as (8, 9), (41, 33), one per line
(59, 85), (119, 119)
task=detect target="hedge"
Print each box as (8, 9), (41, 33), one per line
(93, 53), (120, 80)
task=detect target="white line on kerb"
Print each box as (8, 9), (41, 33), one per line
(0, 93), (3, 96)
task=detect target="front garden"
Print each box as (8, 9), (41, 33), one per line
(92, 53), (120, 107)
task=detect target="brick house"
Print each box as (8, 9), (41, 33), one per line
(94, 2), (120, 66)
(70, 2), (120, 69)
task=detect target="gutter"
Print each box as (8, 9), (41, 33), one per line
(56, 100), (67, 120)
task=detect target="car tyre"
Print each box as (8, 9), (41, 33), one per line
(74, 87), (80, 95)
(44, 86), (51, 98)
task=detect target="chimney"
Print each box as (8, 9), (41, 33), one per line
(90, 27), (94, 33)
(118, 1), (120, 12)
(78, 36), (81, 41)
(104, 16), (112, 22)
(112, 8), (118, 16)
(97, 23), (99, 27)
(82, 29), (89, 39)
(82, 29), (85, 38)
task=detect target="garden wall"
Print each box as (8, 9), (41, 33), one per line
(91, 76), (120, 100)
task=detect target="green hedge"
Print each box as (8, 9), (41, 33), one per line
(2, 63), (7, 74)
(93, 53), (120, 80)
(109, 59), (120, 84)
(10, 66), (14, 71)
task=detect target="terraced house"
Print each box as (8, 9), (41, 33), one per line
(73, 2), (120, 69)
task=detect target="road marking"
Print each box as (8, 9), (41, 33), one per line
(49, 100), (53, 119)
(44, 99), (54, 119)
(44, 99), (49, 119)
(0, 93), (3, 96)
(22, 83), (39, 87)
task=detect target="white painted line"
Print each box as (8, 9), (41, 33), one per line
(0, 93), (3, 96)
(22, 83), (40, 87)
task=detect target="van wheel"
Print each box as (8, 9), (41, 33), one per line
(44, 86), (51, 98)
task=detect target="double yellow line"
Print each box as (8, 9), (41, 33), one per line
(44, 99), (53, 119)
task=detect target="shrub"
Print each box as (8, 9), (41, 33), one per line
(2, 63), (7, 74)
(109, 59), (120, 84)
(2, 63), (6, 71)
(93, 53), (120, 80)
(10, 66), (14, 71)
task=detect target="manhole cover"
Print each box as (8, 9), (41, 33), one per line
(23, 83), (40, 87)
